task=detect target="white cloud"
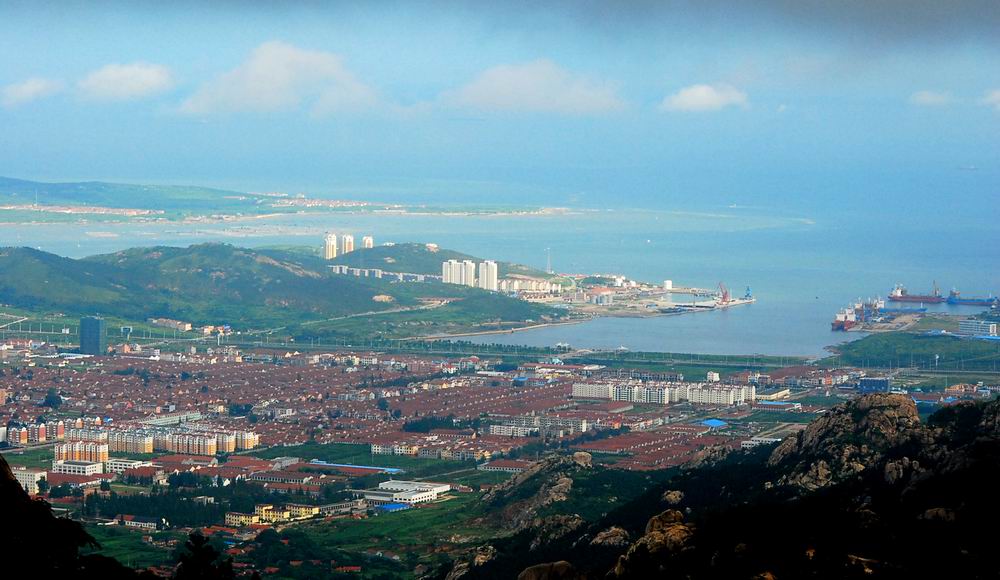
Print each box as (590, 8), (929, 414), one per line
(181, 41), (377, 115)
(445, 60), (624, 114)
(660, 83), (748, 112)
(909, 90), (953, 106)
(78, 62), (174, 101)
(1, 77), (64, 107)
(982, 89), (1000, 111)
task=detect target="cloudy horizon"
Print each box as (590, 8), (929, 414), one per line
(1, 1), (997, 216)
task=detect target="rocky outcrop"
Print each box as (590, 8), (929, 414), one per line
(528, 515), (585, 551)
(444, 545), (497, 580)
(768, 393), (921, 490)
(571, 451), (592, 467)
(590, 526), (631, 547)
(517, 561), (581, 580)
(611, 510), (695, 577)
(481, 454), (590, 532)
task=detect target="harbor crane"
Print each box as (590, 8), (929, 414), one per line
(717, 282), (731, 304)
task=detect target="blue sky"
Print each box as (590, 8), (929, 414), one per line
(1, 1), (998, 219)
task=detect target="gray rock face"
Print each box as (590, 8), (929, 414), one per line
(590, 526), (631, 547)
(768, 393), (921, 490)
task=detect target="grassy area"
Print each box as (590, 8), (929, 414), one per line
(828, 332), (1000, 372)
(741, 410), (819, 424)
(910, 316), (962, 332)
(109, 483), (152, 495)
(536, 467), (675, 522)
(329, 242), (549, 279)
(444, 468), (514, 488)
(1, 445), (53, 469)
(251, 442), (478, 479)
(82, 525), (182, 568)
(298, 493), (494, 556)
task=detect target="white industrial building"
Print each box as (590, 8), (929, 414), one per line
(51, 460), (103, 476)
(105, 458), (152, 474)
(362, 480), (451, 505)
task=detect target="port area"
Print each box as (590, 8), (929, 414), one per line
(530, 284), (756, 319)
(832, 297), (994, 334)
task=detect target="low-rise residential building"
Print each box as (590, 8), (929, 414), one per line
(224, 512), (260, 527)
(478, 459), (531, 473)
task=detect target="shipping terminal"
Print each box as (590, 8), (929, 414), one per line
(833, 283), (998, 332)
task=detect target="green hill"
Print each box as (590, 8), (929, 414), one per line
(0, 176), (261, 215)
(0, 244), (561, 335)
(329, 242), (549, 278)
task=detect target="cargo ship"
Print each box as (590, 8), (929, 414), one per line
(831, 307), (858, 331)
(888, 283), (945, 304)
(947, 289), (999, 307)
(832, 297), (885, 331)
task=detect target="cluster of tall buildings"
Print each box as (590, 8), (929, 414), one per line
(54, 441), (109, 463)
(572, 381), (756, 406)
(323, 233), (374, 259)
(442, 259), (498, 291)
(50, 417), (260, 458)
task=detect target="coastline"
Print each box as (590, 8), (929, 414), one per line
(414, 317), (591, 341)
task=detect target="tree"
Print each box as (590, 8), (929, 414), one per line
(100, 480), (111, 492)
(37, 477), (49, 494)
(43, 388), (62, 409)
(174, 532), (235, 580)
(376, 398), (389, 411)
(49, 484), (72, 498)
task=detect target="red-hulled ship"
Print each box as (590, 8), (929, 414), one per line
(888, 283), (945, 304)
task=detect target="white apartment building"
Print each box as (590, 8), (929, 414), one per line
(488, 424), (538, 437)
(323, 233), (338, 259)
(478, 260), (499, 291)
(341, 234), (355, 254)
(958, 319), (998, 336)
(362, 235), (374, 249)
(442, 259), (477, 286)
(461, 260), (476, 286)
(572, 383), (615, 399)
(13, 467), (45, 494)
(572, 381), (755, 406)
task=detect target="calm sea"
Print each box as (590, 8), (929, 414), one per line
(3, 207), (996, 358)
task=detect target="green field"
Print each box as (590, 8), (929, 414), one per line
(251, 442), (479, 480)
(82, 525), (182, 569)
(298, 494), (494, 556)
(910, 316), (963, 332)
(1, 445), (54, 469)
(828, 332), (1000, 372)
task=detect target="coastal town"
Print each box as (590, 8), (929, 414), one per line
(3, 319), (996, 575)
